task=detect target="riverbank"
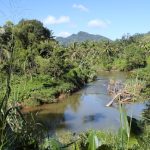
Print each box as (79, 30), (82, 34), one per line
(20, 69), (149, 110)
(20, 70), (125, 109)
(8, 71), (96, 108)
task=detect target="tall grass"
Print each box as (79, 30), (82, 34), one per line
(118, 102), (130, 150)
(0, 26), (39, 149)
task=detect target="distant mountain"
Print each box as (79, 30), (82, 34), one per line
(56, 31), (110, 45)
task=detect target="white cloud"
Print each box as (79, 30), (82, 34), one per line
(69, 23), (78, 28)
(43, 15), (70, 25)
(88, 19), (111, 28)
(57, 31), (71, 37)
(73, 4), (88, 12)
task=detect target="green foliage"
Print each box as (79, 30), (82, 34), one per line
(8, 75), (77, 106)
(123, 44), (146, 71)
(119, 103), (130, 139)
(87, 131), (101, 150)
(37, 41), (55, 58)
(1, 19), (97, 106)
(40, 138), (62, 150)
(47, 48), (66, 78)
(14, 19), (52, 48)
(146, 56), (150, 66)
(1, 19), (150, 149)
(113, 59), (127, 71)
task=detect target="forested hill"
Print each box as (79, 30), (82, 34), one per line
(56, 31), (110, 45)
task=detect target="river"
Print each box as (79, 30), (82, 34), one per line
(22, 72), (147, 135)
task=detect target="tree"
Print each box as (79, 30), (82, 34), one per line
(124, 44), (146, 70)
(14, 19), (54, 48)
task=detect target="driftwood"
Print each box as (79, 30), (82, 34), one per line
(106, 93), (121, 107)
(106, 79), (137, 107)
(121, 97), (131, 102)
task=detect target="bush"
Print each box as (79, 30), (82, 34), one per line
(113, 59), (127, 71)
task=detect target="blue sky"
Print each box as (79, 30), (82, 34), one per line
(0, 0), (150, 40)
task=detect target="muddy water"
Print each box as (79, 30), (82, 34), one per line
(23, 72), (147, 134)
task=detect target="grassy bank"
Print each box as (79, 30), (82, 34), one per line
(0, 69), (96, 107)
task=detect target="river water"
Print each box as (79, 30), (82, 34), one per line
(23, 72), (147, 135)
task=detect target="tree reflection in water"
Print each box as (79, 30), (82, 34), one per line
(142, 101), (150, 124)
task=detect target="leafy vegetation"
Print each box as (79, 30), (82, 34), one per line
(0, 20), (97, 106)
(0, 19), (150, 149)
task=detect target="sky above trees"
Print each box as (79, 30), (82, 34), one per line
(0, 0), (150, 40)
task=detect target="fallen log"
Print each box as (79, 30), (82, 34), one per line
(120, 97), (131, 102)
(106, 93), (122, 107)
(120, 101), (132, 104)
(106, 79), (141, 106)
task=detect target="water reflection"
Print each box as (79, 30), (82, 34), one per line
(67, 94), (81, 112)
(83, 113), (105, 123)
(142, 101), (150, 124)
